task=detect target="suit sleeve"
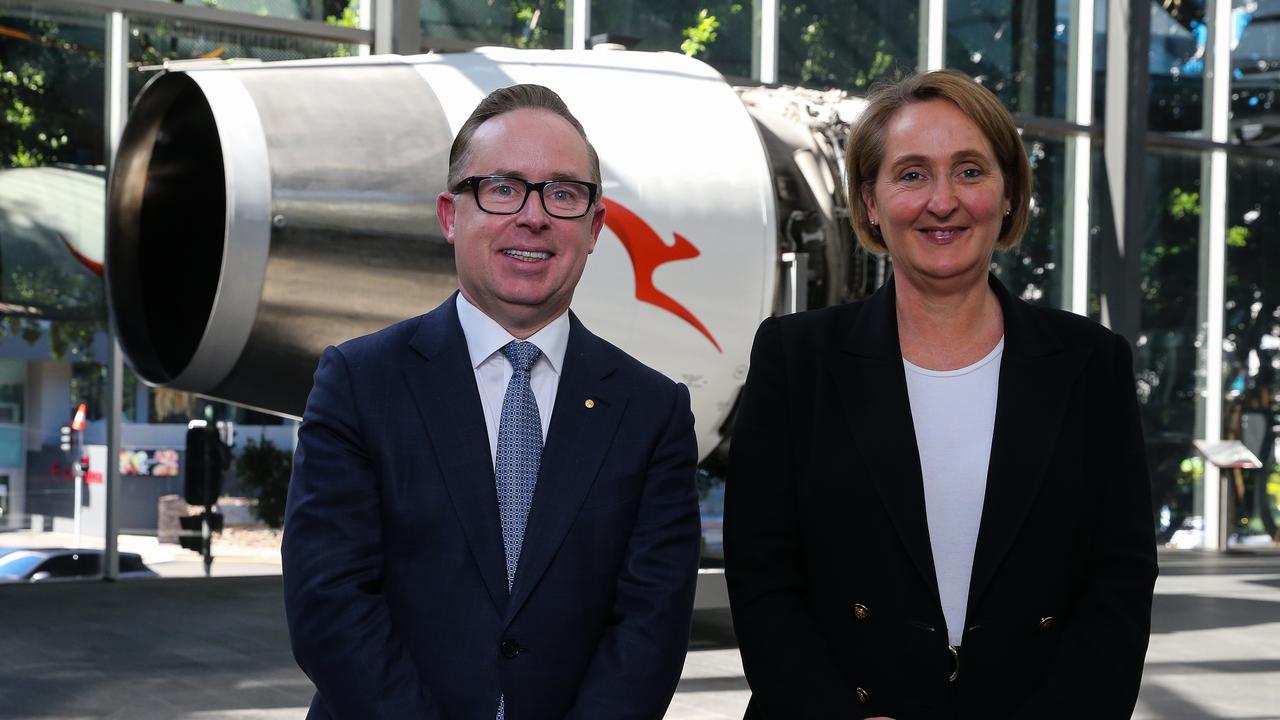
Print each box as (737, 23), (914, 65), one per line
(724, 317), (865, 718)
(282, 346), (440, 720)
(1013, 334), (1159, 719)
(564, 382), (701, 720)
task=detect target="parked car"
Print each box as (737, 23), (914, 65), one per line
(0, 548), (158, 583)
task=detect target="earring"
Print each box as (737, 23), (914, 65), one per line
(869, 218), (878, 226)
(1004, 208), (1011, 216)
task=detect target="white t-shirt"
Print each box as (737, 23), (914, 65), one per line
(903, 338), (1004, 646)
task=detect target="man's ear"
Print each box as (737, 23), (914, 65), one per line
(586, 200), (606, 254)
(437, 191), (457, 244)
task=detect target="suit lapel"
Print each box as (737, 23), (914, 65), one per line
(830, 279), (941, 601)
(403, 296), (510, 615)
(506, 314), (624, 623)
(967, 278), (1083, 608)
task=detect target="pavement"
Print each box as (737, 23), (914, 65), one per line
(0, 549), (1276, 719)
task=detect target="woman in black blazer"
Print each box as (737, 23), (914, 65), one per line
(724, 70), (1157, 720)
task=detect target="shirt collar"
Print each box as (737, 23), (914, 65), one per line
(455, 292), (570, 375)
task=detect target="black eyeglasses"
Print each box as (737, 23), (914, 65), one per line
(451, 175), (599, 219)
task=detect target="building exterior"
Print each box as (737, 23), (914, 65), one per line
(0, 0), (1276, 579)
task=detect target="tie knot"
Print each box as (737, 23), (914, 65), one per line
(502, 340), (541, 373)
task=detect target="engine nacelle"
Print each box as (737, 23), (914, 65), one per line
(107, 48), (864, 458)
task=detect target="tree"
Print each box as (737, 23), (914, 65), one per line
(234, 438), (293, 529)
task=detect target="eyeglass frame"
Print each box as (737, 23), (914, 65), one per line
(450, 175), (600, 219)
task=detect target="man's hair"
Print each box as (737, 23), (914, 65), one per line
(844, 69), (1032, 255)
(447, 83), (602, 189)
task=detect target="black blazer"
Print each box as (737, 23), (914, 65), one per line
(724, 275), (1157, 720)
(283, 295), (701, 720)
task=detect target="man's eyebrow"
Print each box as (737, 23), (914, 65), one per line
(485, 170), (588, 181)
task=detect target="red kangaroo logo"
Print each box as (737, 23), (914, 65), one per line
(601, 198), (721, 352)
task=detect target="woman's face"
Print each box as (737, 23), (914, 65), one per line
(862, 98), (1010, 290)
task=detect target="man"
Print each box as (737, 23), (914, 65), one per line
(282, 84), (701, 720)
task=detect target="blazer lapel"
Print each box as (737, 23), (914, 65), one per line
(830, 278), (941, 602)
(403, 296), (510, 615)
(505, 314), (625, 623)
(967, 277), (1083, 608)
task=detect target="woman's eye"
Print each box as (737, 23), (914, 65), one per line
(900, 171), (924, 182)
(960, 167), (983, 179)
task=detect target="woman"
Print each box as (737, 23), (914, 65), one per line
(724, 70), (1157, 720)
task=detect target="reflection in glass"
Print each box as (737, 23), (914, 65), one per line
(1128, 148), (1202, 545)
(423, 0), (565, 49)
(1147, 0), (1205, 134)
(1230, 0), (1280, 146)
(589, 1), (750, 78)
(777, 0), (917, 91)
(1223, 152), (1280, 546)
(992, 133), (1065, 308)
(129, 16), (357, 97)
(141, 1), (360, 22)
(946, 0), (1069, 118)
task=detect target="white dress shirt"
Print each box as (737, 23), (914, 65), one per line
(455, 292), (569, 465)
(903, 337), (1003, 647)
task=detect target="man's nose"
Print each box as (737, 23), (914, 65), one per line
(515, 189), (552, 229)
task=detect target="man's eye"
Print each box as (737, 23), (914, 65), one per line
(490, 183), (520, 197)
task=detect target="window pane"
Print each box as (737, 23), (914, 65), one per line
(1223, 152), (1280, 547)
(1148, 0), (1204, 134)
(777, 0), (917, 91)
(1230, 0), (1280, 145)
(1126, 148), (1203, 546)
(140, 0), (359, 22)
(423, 0), (566, 48)
(947, 0), (1070, 118)
(130, 14), (358, 87)
(991, 132), (1066, 307)
(589, 1), (750, 79)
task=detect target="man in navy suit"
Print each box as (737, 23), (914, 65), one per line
(282, 84), (701, 720)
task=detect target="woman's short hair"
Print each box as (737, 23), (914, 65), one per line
(448, 83), (602, 189)
(844, 69), (1032, 255)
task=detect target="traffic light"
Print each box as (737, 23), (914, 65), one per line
(59, 426), (72, 453)
(184, 424), (228, 507)
(177, 511), (224, 552)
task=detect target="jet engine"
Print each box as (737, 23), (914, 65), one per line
(106, 47), (868, 458)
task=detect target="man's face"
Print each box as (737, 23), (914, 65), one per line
(437, 108), (605, 337)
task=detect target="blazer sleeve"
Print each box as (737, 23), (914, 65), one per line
(1013, 334), (1159, 719)
(724, 317), (865, 718)
(282, 346), (440, 720)
(564, 382), (701, 720)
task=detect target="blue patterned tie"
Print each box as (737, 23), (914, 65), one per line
(496, 340), (543, 591)
(495, 341), (542, 720)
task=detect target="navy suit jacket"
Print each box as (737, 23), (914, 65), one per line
(282, 295), (701, 720)
(725, 274), (1158, 719)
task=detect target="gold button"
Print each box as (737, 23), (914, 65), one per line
(852, 603), (870, 621)
(584, 399), (595, 409)
(1038, 616), (1054, 632)
(856, 687), (870, 704)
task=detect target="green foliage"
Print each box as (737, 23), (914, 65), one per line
(326, 0), (360, 28)
(1226, 224), (1249, 248)
(234, 438), (293, 529)
(680, 10), (720, 58)
(1168, 187), (1201, 219)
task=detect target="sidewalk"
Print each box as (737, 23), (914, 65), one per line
(0, 549), (1276, 719)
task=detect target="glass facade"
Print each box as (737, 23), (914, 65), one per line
(777, 0), (917, 90)
(423, 0), (566, 48)
(0, 0), (1274, 580)
(589, 0), (751, 78)
(947, 0), (1069, 118)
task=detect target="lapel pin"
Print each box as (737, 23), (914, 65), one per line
(584, 399), (596, 409)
